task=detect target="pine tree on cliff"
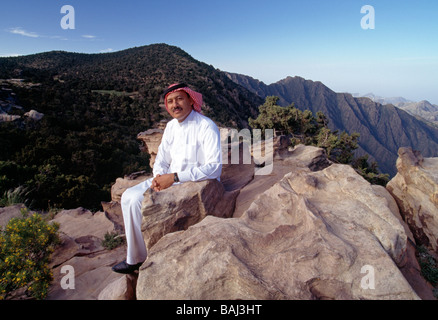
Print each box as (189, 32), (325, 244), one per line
(249, 96), (389, 186)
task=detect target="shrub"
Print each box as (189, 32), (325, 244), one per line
(0, 186), (28, 207)
(0, 209), (60, 300)
(102, 231), (125, 250)
(417, 245), (438, 285)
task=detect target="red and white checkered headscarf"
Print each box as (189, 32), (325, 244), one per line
(163, 83), (203, 114)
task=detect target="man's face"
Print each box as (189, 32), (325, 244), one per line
(166, 91), (194, 122)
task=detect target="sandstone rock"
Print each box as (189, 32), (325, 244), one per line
(52, 207), (114, 240)
(141, 179), (238, 250)
(136, 153), (419, 300)
(107, 171), (152, 234)
(101, 200), (124, 233)
(47, 207), (126, 300)
(24, 109), (44, 121)
(0, 203), (27, 228)
(137, 129), (164, 169)
(97, 274), (138, 300)
(48, 246), (126, 300)
(387, 147), (438, 252)
(252, 134), (288, 164)
(111, 171), (151, 203)
(233, 144), (331, 218)
(220, 140), (255, 192)
(285, 143), (332, 172)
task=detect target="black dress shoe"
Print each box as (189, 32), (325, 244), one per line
(112, 260), (143, 274)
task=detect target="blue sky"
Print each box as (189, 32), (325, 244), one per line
(1, 0), (438, 104)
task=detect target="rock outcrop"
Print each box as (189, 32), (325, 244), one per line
(387, 147), (438, 252)
(137, 128), (164, 169)
(24, 110), (44, 121)
(0, 204), (28, 228)
(110, 171), (152, 203)
(135, 146), (420, 300)
(141, 179), (238, 250)
(38, 141), (436, 300)
(47, 208), (126, 300)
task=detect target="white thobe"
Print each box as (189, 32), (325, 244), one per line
(121, 110), (222, 264)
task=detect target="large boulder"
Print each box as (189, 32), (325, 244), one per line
(24, 109), (44, 121)
(0, 204), (28, 228)
(97, 274), (138, 300)
(110, 171), (152, 203)
(233, 144), (331, 218)
(47, 208), (126, 300)
(137, 128), (164, 169)
(141, 179), (238, 250)
(136, 148), (420, 300)
(387, 147), (438, 252)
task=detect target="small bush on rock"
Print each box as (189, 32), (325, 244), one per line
(102, 231), (125, 250)
(0, 209), (60, 300)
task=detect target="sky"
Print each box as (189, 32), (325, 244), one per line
(1, 0), (438, 104)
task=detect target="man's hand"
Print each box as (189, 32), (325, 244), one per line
(151, 173), (175, 192)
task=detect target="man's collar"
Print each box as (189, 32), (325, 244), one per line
(177, 109), (195, 126)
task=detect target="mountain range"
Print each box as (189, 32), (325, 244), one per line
(1, 43), (438, 181)
(354, 93), (438, 126)
(225, 73), (438, 176)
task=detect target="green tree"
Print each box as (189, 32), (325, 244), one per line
(249, 96), (389, 185)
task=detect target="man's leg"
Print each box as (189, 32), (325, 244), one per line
(113, 179), (152, 273)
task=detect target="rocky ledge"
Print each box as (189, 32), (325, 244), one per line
(3, 137), (434, 300)
(134, 145), (424, 300)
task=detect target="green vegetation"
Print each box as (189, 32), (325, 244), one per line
(249, 96), (390, 185)
(0, 85), (153, 210)
(0, 209), (60, 300)
(416, 245), (438, 297)
(91, 89), (137, 97)
(0, 44), (262, 211)
(0, 186), (27, 207)
(102, 231), (125, 250)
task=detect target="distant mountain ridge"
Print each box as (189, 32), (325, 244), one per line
(353, 93), (438, 126)
(396, 100), (438, 125)
(353, 93), (413, 105)
(1, 44), (437, 178)
(0, 44), (263, 129)
(226, 72), (438, 176)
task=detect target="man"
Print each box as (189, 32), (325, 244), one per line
(112, 83), (222, 274)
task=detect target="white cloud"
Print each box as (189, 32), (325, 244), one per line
(82, 35), (96, 39)
(100, 48), (114, 53)
(8, 27), (39, 38)
(0, 53), (23, 57)
(50, 35), (68, 41)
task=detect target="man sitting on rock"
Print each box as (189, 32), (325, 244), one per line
(112, 83), (223, 274)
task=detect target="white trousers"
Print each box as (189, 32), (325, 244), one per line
(121, 178), (153, 265)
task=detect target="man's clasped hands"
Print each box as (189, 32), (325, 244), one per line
(151, 173), (175, 192)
